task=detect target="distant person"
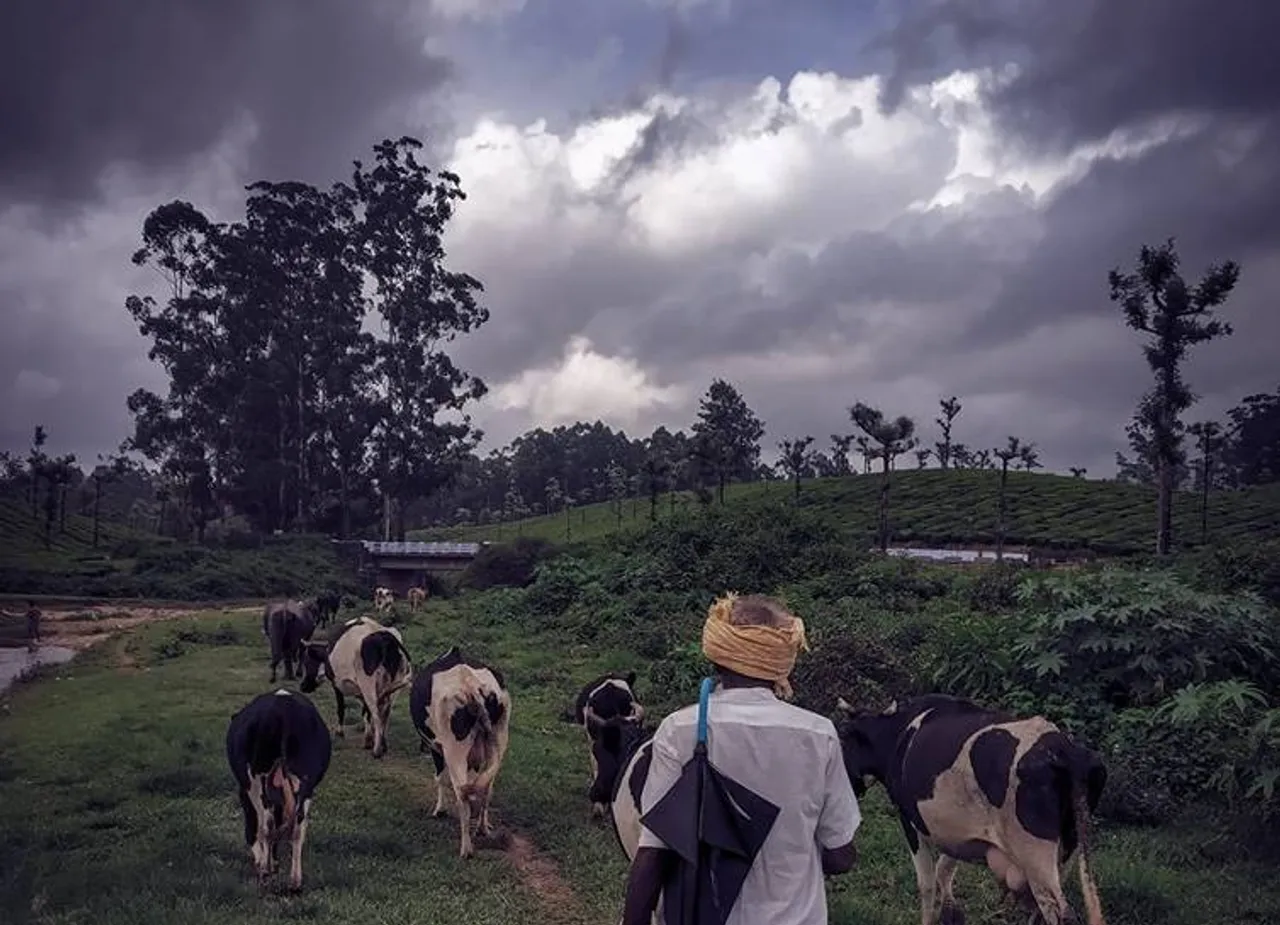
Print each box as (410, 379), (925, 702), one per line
(622, 592), (861, 925)
(25, 600), (42, 650)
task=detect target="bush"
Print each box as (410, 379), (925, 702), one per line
(459, 537), (557, 590)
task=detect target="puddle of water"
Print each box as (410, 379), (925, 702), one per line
(0, 645), (77, 694)
(885, 546), (1029, 563)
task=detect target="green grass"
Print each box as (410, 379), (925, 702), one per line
(2, 601), (1277, 925)
(413, 470), (1280, 556)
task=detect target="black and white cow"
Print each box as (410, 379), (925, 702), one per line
(409, 646), (512, 859)
(605, 719), (661, 925)
(225, 689), (332, 892)
(307, 590), (342, 629)
(263, 601), (315, 683)
(835, 693), (1108, 925)
(569, 671), (645, 816)
(298, 616), (412, 758)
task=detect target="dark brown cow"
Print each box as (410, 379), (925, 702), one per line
(263, 601), (315, 683)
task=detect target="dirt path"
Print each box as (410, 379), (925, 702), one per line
(370, 748), (587, 924)
(25, 604), (261, 652)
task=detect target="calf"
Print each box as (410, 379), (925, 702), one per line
(373, 587), (394, 612)
(264, 601), (315, 683)
(409, 646), (512, 858)
(308, 589), (342, 628)
(298, 616), (412, 758)
(570, 672), (645, 816)
(835, 694), (1107, 925)
(407, 586), (427, 610)
(225, 689), (332, 892)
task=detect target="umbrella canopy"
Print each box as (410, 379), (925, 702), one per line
(640, 677), (781, 925)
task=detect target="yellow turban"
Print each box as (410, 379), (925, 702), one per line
(701, 591), (809, 698)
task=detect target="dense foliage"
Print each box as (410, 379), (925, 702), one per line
(441, 501), (1280, 846)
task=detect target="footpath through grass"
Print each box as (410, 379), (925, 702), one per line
(3, 602), (1279, 925)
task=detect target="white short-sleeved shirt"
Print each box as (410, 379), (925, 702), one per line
(637, 684), (861, 925)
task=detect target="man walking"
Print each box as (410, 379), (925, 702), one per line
(25, 600), (42, 651)
(622, 592), (861, 925)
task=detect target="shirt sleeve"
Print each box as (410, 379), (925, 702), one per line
(636, 720), (685, 850)
(815, 733), (861, 849)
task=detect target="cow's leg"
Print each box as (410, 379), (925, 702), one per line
(284, 651), (295, 681)
(911, 843), (938, 925)
(288, 798), (312, 892)
(269, 657), (279, 683)
(357, 677), (388, 756)
(361, 702), (373, 749)
(331, 688), (347, 737)
(1021, 843), (1075, 925)
(935, 855), (963, 925)
(246, 777), (272, 884)
(238, 789), (257, 847)
(429, 747), (450, 817)
(447, 760), (475, 858)
(374, 696), (394, 759)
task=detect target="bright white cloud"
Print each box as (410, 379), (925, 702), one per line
(439, 64), (1215, 470)
(490, 335), (686, 427)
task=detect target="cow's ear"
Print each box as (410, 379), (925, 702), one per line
(625, 670), (637, 688)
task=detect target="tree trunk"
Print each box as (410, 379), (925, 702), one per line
(93, 477), (102, 547)
(1200, 455), (1211, 545)
(565, 503), (572, 541)
(717, 473), (726, 505)
(382, 491), (392, 541)
(59, 484), (68, 533)
(1155, 457), (1173, 556)
(793, 474), (801, 500)
(996, 463), (1010, 562)
(877, 454), (891, 552)
(649, 488), (658, 522)
(338, 466), (351, 539)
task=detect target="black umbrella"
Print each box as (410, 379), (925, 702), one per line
(640, 677), (781, 925)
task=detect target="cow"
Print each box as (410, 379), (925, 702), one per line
(568, 672), (645, 817)
(605, 719), (661, 925)
(408, 645), (512, 859)
(298, 616), (412, 759)
(373, 587), (394, 612)
(263, 601), (315, 683)
(834, 693), (1108, 925)
(308, 589), (342, 628)
(225, 689), (332, 893)
(407, 586), (427, 610)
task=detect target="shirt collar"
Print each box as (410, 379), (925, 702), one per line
(712, 684), (779, 703)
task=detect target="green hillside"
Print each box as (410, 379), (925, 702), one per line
(412, 470), (1280, 555)
(0, 499), (352, 600)
(0, 498), (147, 570)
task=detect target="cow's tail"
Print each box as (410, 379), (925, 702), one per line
(272, 709), (298, 825)
(1069, 749), (1106, 925)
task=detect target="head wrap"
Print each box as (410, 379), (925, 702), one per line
(700, 591), (809, 698)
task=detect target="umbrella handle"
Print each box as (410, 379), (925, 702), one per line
(696, 676), (714, 746)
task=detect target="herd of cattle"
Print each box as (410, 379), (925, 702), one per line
(227, 586), (1107, 925)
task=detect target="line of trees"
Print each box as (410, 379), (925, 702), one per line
(1, 153), (1275, 558)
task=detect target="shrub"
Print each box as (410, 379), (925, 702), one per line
(459, 537), (557, 590)
(1008, 569), (1279, 710)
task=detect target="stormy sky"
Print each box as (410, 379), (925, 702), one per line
(2, 0), (1277, 476)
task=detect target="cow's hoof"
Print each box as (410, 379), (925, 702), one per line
(940, 905), (966, 925)
(372, 745), (386, 759)
(287, 877), (303, 894)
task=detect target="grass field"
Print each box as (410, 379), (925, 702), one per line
(3, 600), (1278, 925)
(412, 470), (1280, 556)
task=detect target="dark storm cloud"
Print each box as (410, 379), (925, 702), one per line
(873, 0), (1280, 152)
(0, 0), (448, 211)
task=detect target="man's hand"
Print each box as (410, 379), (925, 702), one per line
(821, 841), (857, 876)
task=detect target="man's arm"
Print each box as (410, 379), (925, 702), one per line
(622, 722), (685, 925)
(815, 733), (861, 876)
